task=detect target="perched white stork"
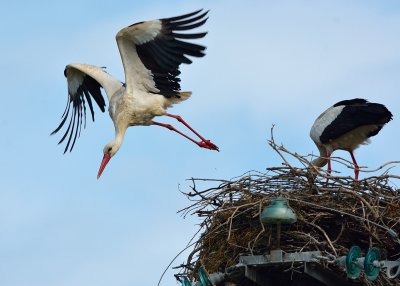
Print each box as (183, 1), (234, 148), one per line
(51, 10), (219, 179)
(310, 98), (392, 180)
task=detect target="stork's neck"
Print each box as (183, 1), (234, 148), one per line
(311, 145), (330, 167)
(114, 126), (127, 148)
(107, 126), (127, 157)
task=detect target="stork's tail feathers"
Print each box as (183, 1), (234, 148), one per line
(166, 91), (192, 106)
(177, 91), (192, 102)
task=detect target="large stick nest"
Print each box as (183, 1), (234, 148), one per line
(174, 130), (400, 286)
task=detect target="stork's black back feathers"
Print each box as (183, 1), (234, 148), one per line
(319, 98), (392, 144)
(332, 98), (368, 107)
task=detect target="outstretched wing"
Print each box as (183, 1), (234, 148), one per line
(116, 9), (208, 97)
(51, 64), (123, 153)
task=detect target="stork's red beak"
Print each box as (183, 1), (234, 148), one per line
(97, 153), (111, 179)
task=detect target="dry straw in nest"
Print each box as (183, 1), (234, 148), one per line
(173, 130), (400, 286)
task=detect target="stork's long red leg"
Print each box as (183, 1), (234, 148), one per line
(165, 113), (219, 151)
(152, 121), (219, 151)
(349, 151), (359, 180)
(166, 113), (206, 140)
(326, 152), (332, 176)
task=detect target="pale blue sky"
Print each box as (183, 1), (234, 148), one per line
(1, 1), (400, 285)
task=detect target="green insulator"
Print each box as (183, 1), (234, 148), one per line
(260, 197), (297, 225)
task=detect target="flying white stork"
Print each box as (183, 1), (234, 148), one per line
(310, 98), (392, 180)
(51, 10), (218, 179)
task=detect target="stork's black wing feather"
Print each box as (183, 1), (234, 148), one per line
(51, 67), (106, 153)
(135, 10), (209, 97)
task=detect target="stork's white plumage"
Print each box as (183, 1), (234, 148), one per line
(51, 10), (218, 179)
(310, 98), (392, 180)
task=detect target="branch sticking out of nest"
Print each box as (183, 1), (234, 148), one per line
(173, 127), (400, 286)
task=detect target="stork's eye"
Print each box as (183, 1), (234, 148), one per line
(107, 147), (112, 153)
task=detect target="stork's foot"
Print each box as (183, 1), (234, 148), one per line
(198, 140), (219, 151)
